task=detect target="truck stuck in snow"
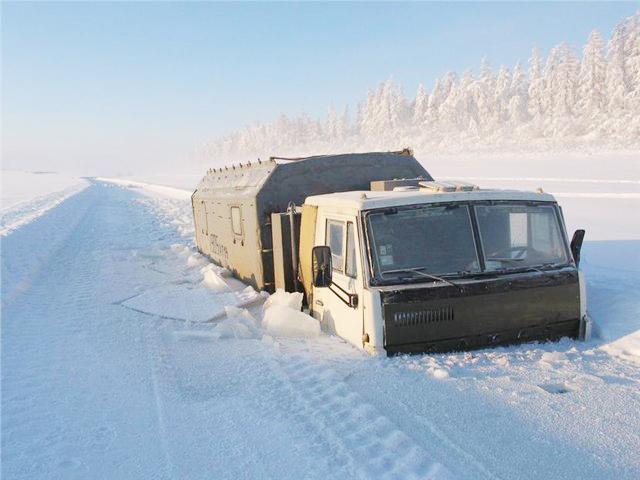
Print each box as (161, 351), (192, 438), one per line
(191, 149), (591, 355)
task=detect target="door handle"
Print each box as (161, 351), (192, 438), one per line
(315, 300), (324, 307)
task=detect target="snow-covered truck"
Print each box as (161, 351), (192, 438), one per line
(192, 149), (590, 355)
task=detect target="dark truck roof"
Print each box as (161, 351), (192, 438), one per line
(195, 149), (431, 200)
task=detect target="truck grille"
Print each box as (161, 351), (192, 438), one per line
(392, 306), (454, 327)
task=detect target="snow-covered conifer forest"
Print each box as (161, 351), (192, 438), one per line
(206, 11), (640, 159)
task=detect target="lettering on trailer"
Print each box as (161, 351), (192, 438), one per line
(210, 234), (229, 259)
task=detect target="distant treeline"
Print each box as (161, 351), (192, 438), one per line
(205, 11), (640, 158)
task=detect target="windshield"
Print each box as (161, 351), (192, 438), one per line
(366, 205), (480, 282)
(475, 203), (569, 271)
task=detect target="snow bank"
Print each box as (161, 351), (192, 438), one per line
(260, 289), (320, 338)
(96, 177), (191, 200)
(262, 306), (320, 339)
(1, 171), (89, 236)
(100, 173), (202, 191)
(263, 289), (304, 311)
(200, 264), (231, 292)
(601, 332), (640, 366)
(187, 253), (206, 267)
(210, 306), (260, 340)
(237, 285), (269, 305)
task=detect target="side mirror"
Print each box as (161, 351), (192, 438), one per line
(312, 246), (332, 288)
(570, 229), (585, 267)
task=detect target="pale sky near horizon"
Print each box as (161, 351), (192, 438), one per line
(2, 2), (639, 175)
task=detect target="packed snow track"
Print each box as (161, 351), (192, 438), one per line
(2, 181), (639, 480)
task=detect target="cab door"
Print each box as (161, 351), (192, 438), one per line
(312, 214), (364, 349)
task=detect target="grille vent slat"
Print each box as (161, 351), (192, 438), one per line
(393, 306), (454, 327)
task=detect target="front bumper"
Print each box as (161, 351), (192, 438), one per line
(381, 268), (581, 355)
(385, 318), (579, 355)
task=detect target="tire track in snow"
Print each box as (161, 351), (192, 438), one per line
(265, 350), (453, 480)
(141, 323), (177, 479)
(281, 339), (505, 480)
(394, 399), (504, 480)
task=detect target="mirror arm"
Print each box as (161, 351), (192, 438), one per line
(328, 282), (358, 309)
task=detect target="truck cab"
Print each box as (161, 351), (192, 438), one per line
(302, 181), (589, 355)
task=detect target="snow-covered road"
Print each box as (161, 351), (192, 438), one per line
(2, 181), (639, 479)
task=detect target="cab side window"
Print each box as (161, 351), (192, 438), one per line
(326, 219), (344, 274)
(345, 222), (357, 278)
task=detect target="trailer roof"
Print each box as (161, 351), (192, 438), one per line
(194, 150), (431, 198)
(305, 188), (557, 210)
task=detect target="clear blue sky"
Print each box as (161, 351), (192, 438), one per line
(2, 2), (638, 175)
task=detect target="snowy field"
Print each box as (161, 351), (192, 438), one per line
(2, 152), (640, 479)
(1, 171), (89, 237)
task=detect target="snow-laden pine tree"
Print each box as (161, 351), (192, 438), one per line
(557, 44), (581, 116)
(413, 84), (429, 126)
(325, 106), (339, 141)
(337, 106), (351, 142)
(426, 78), (444, 125)
(528, 47), (545, 118)
(457, 70), (477, 132)
(438, 74), (462, 131)
(544, 43), (579, 122)
(623, 11), (640, 113)
(578, 30), (607, 117)
(494, 66), (512, 124)
(475, 58), (496, 125)
(385, 80), (410, 133)
(439, 72), (457, 101)
(606, 21), (628, 115)
(359, 88), (379, 139)
(509, 62), (529, 124)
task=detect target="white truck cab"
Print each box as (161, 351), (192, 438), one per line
(302, 185), (589, 355)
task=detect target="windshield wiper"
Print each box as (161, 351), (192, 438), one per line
(486, 257), (525, 263)
(380, 267), (461, 289)
(485, 261), (560, 275)
(521, 262), (564, 274)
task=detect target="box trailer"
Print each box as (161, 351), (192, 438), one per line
(192, 149), (590, 355)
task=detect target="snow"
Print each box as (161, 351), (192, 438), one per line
(121, 284), (237, 322)
(260, 290), (320, 338)
(200, 263), (232, 292)
(0, 170), (89, 236)
(263, 288), (304, 311)
(2, 151), (639, 479)
(263, 304), (321, 338)
(95, 177), (192, 200)
(209, 306), (261, 340)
